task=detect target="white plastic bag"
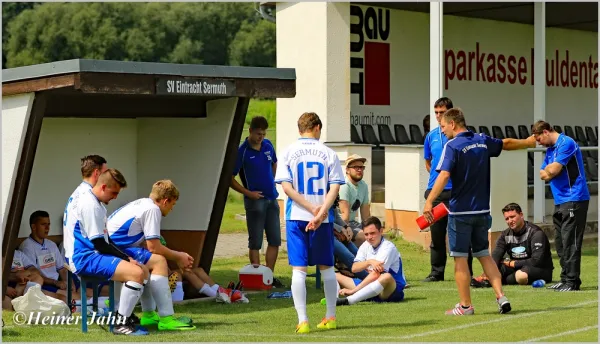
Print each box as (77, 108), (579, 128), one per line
(11, 284), (70, 321)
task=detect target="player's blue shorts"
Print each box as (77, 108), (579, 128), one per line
(123, 247), (152, 265)
(73, 251), (122, 280)
(352, 276), (405, 303)
(286, 220), (334, 267)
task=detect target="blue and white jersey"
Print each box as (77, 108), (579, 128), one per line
(107, 198), (162, 249)
(274, 138), (345, 222)
(19, 237), (65, 280)
(64, 189), (108, 273)
(354, 238), (407, 289)
(11, 250), (35, 271)
(62, 181), (93, 263)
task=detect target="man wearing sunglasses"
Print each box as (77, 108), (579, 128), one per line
(339, 154), (370, 247)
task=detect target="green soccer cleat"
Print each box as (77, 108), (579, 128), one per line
(140, 311), (160, 326)
(158, 315), (196, 331)
(141, 311), (194, 326)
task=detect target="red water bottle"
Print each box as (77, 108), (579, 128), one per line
(416, 203), (449, 230)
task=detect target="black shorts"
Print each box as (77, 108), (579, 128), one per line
(500, 265), (553, 285)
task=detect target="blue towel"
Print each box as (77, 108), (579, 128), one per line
(267, 291), (293, 299)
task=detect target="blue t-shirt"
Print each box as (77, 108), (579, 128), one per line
(436, 131), (503, 215)
(541, 134), (590, 205)
(233, 138), (278, 200)
(424, 127), (452, 190)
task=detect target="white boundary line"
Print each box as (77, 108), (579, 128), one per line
(3, 300), (597, 341)
(520, 325), (599, 342)
(408, 287), (599, 293)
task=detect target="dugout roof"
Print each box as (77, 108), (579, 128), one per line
(2, 59), (295, 296)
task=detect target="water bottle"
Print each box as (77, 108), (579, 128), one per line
(532, 279), (546, 288)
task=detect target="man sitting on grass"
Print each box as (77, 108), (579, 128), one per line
(323, 216), (407, 306)
(106, 179), (195, 331)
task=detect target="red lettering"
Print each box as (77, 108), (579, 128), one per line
(578, 62), (587, 88)
(518, 57), (527, 85)
(546, 59), (555, 87)
(589, 56), (595, 87)
(560, 50), (570, 87)
(476, 42), (486, 82)
(486, 54), (496, 82)
(570, 61), (578, 88)
(468, 51), (475, 80)
(441, 43), (597, 89)
(497, 54), (507, 83)
(456, 50), (467, 81)
(445, 49), (455, 90)
(507, 56), (517, 84)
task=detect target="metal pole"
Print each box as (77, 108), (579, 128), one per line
(533, 2), (546, 223)
(429, 2), (443, 131)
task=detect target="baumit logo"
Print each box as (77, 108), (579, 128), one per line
(350, 5), (391, 106)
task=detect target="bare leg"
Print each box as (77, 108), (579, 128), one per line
(192, 267), (216, 286)
(249, 249), (260, 266)
(515, 270), (529, 285)
(265, 246), (279, 272)
(183, 270), (207, 290)
(478, 256), (504, 298)
(454, 257), (472, 306)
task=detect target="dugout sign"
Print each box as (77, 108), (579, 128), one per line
(156, 78), (236, 97)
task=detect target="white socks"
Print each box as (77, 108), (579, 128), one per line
(172, 282), (184, 302)
(291, 269), (308, 323)
(118, 281), (143, 317)
(150, 275), (174, 317)
(321, 267), (337, 319)
(113, 281), (123, 309)
(347, 280), (384, 305)
(200, 284), (217, 297)
(211, 284), (220, 292)
(140, 282), (156, 312)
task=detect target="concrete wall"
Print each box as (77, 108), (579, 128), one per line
(350, 4), (598, 129)
(137, 98), (237, 231)
(1, 93), (35, 236)
(11, 97), (237, 238)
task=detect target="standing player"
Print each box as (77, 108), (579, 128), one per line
(106, 180), (196, 331)
(422, 108), (535, 316)
(275, 112), (345, 334)
(66, 169), (148, 335)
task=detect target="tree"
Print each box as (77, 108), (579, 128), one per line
(229, 19), (276, 67)
(3, 2), (275, 68)
(2, 2), (39, 68)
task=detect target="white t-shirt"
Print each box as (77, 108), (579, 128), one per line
(274, 138), (345, 222)
(354, 238), (407, 288)
(62, 181), (93, 262)
(20, 237), (65, 280)
(64, 188), (108, 272)
(107, 198), (162, 248)
(11, 249), (35, 271)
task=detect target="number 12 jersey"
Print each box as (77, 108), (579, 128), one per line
(275, 138), (345, 222)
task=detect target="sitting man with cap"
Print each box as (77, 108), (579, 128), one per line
(339, 154), (370, 247)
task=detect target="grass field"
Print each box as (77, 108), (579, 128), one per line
(3, 237), (597, 342)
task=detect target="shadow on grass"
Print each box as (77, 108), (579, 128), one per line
(2, 329), (20, 337)
(479, 301), (598, 316)
(341, 319), (439, 330)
